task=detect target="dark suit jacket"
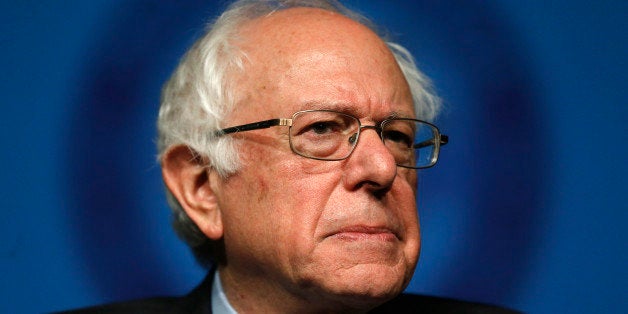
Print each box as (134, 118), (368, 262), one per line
(59, 272), (520, 313)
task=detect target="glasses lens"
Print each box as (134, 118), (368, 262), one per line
(382, 119), (438, 168)
(289, 111), (359, 160)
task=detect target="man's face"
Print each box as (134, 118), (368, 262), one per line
(214, 8), (420, 310)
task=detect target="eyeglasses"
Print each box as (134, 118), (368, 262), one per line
(216, 109), (448, 169)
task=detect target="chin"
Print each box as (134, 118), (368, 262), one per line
(314, 263), (411, 310)
(294, 241), (418, 310)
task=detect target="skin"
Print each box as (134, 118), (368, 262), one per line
(163, 7), (420, 313)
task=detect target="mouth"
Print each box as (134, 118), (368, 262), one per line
(326, 225), (399, 242)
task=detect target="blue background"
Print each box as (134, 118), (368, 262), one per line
(1, 1), (625, 313)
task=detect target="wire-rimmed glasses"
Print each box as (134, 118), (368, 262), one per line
(216, 109), (448, 169)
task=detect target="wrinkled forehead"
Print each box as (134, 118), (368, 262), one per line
(227, 7), (412, 118)
(240, 8), (386, 50)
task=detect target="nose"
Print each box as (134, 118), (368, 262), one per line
(343, 125), (397, 193)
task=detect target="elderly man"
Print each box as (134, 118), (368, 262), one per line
(65, 0), (517, 313)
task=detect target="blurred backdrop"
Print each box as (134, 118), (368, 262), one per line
(1, 1), (625, 313)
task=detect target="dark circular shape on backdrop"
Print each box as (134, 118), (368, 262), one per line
(66, 0), (545, 304)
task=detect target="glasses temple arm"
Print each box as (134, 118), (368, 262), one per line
(413, 134), (449, 149)
(215, 118), (291, 136)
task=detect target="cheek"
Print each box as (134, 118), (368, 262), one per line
(230, 150), (338, 243)
(234, 144), (284, 204)
(271, 168), (344, 264)
(401, 168), (418, 192)
(388, 174), (420, 250)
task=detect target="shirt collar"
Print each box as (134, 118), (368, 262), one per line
(211, 270), (238, 314)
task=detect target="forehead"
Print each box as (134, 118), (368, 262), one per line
(230, 7), (414, 120)
(238, 7), (384, 51)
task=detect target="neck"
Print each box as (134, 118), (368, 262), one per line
(217, 265), (374, 313)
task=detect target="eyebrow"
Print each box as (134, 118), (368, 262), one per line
(296, 101), (354, 113)
(296, 101), (413, 120)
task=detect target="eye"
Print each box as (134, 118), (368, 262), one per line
(290, 111), (358, 142)
(309, 121), (336, 134)
(383, 130), (413, 147)
(300, 120), (345, 137)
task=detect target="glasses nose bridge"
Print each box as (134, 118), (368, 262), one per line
(347, 122), (383, 148)
(351, 124), (384, 148)
(357, 124), (383, 140)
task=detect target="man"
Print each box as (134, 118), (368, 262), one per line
(65, 0), (517, 313)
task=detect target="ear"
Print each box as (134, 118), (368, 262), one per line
(161, 145), (223, 240)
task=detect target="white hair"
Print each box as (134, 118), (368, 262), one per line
(157, 0), (441, 268)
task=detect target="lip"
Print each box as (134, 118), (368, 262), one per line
(326, 225), (399, 242)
